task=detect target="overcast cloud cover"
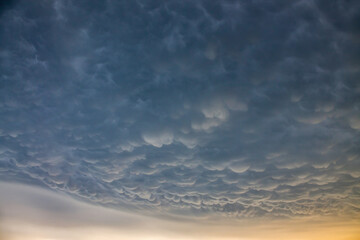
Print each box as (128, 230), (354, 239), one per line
(0, 0), (360, 221)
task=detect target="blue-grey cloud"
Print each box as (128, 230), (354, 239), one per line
(0, 0), (359, 220)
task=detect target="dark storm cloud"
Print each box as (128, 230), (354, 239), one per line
(0, 0), (360, 219)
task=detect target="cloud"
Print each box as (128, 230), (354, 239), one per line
(0, 0), (359, 222)
(143, 131), (174, 148)
(349, 114), (360, 130)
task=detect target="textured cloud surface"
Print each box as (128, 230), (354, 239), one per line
(0, 0), (360, 221)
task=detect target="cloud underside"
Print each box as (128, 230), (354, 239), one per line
(0, 0), (360, 220)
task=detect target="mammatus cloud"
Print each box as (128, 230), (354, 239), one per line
(0, 0), (359, 223)
(143, 131), (174, 148)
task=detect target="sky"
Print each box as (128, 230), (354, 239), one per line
(0, 0), (359, 239)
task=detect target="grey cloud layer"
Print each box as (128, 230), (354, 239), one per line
(0, 0), (360, 219)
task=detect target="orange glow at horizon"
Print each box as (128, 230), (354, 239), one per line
(1, 221), (360, 240)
